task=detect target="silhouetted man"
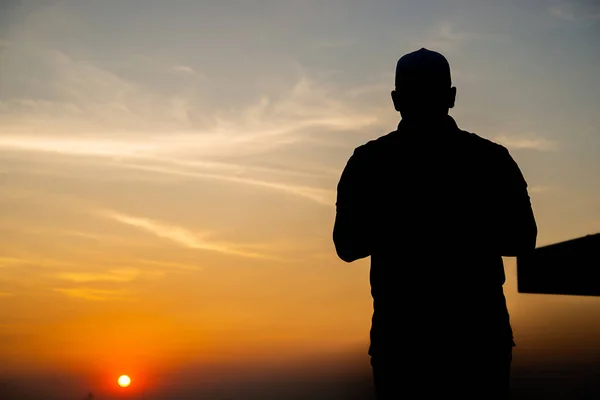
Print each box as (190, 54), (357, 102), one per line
(333, 48), (537, 399)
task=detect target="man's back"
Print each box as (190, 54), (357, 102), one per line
(334, 116), (536, 356)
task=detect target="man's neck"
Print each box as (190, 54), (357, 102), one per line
(398, 114), (457, 132)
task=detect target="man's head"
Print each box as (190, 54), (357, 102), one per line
(391, 48), (456, 121)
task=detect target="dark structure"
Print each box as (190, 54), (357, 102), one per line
(517, 233), (600, 297)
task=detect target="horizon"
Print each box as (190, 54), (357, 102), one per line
(1, 0), (600, 399)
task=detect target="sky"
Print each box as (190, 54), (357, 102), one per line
(0, 0), (599, 399)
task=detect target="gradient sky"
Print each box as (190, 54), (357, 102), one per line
(1, 1), (599, 399)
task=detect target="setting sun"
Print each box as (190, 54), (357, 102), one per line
(118, 375), (131, 388)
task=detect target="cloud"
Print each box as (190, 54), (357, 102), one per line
(114, 162), (335, 205)
(149, 156), (339, 180)
(312, 39), (356, 49)
(345, 83), (389, 99)
(549, 3), (577, 20)
(135, 259), (203, 271)
(415, 19), (507, 56)
(548, 1), (600, 21)
(0, 46), (382, 165)
(0, 134), (336, 206)
(529, 185), (555, 194)
(49, 229), (140, 245)
(0, 256), (73, 269)
(53, 288), (129, 301)
(172, 64), (195, 74)
(0, 257), (29, 268)
(0, 45), (197, 133)
(54, 268), (148, 283)
(421, 21), (468, 54)
(0, 292), (13, 297)
(492, 135), (559, 151)
(0, 135), (159, 158)
(98, 209), (275, 259)
(0, 40), (382, 137)
(0, 41), (373, 208)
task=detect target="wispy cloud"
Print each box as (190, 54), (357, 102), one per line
(0, 135), (159, 157)
(492, 135), (559, 151)
(98, 209), (274, 259)
(0, 257), (30, 268)
(0, 136), (336, 205)
(529, 185), (555, 194)
(549, 3), (576, 20)
(53, 288), (130, 301)
(135, 259), (203, 272)
(345, 83), (390, 99)
(0, 292), (13, 297)
(0, 45), (197, 133)
(172, 64), (195, 74)
(415, 19), (507, 56)
(54, 268), (155, 283)
(0, 41), (382, 137)
(312, 39), (356, 49)
(0, 256), (73, 269)
(115, 162), (334, 205)
(0, 41), (379, 212)
(548, 1), (600, 21)
(0, 44), (380, 202)
(421, 21), (468, 54)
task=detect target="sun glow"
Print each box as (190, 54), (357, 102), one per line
(118, 375), (131, 388)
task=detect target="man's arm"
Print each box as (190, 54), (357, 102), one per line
(493, 147), (538, 257)
(333, 147), (373, 263)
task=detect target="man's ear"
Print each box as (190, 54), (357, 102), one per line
(448, 87), (457, 109)
(391, 90), (401, 112)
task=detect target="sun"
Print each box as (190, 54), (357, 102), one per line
(118, 375), (131, 388)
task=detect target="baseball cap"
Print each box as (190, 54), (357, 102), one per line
(395, 48), (452, 90)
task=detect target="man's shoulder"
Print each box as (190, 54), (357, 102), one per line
(459, 129), (511, 157)
(352, 131), (398, 158)
(351, 125), (512, 161)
